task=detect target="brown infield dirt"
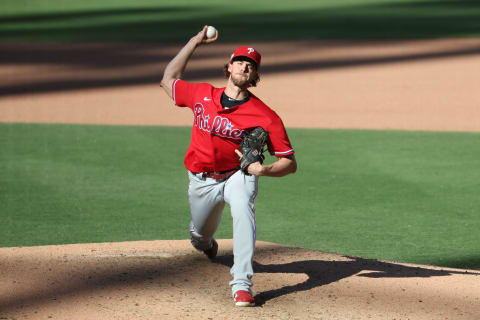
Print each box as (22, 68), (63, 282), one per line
(1, 39), (480, 319)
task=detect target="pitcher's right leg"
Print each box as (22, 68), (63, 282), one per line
(187, 171), (225, 251)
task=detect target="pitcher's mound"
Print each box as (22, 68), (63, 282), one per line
(1, 240), (478, 319)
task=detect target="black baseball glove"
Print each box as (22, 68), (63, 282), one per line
(238, 126), (269, 174)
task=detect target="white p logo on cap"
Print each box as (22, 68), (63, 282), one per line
(230, 46), (262, 68)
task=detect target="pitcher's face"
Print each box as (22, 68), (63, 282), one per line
(228, 60), (257, 88)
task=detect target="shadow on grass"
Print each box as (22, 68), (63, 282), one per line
(215, 253), (480, 307)
(430, 256), (480, 271)
(1, 1), (480, 41)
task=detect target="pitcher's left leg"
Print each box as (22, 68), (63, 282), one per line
(224, 171), (258, 296)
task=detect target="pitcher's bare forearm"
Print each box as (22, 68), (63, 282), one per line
(255, 155), (297, 177)
(160, 38), (198, 97)
(235, 150), (297, 177)
(160, 26), (218, 99)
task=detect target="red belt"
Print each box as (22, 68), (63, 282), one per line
(201, 169), (238, 181)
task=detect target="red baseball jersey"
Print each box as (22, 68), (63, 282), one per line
(173, 79), (294, 173)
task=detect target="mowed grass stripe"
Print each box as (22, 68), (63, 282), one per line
(1, 0), (480, 41)
(1, 123), (479, 270)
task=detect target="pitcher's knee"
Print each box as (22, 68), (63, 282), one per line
(189, 222), (213, 251)
(190, 230), (213, 251)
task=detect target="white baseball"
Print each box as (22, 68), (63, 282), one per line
(206, 26), (217, 38)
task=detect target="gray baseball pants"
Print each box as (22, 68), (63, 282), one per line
(187, 170), (258, 296)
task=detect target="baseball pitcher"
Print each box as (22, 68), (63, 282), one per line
(160, 26), (297, 307)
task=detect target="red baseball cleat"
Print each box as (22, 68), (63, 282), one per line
(234, 290), (255, 307)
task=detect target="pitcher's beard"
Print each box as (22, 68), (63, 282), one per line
(231, 75), (250, 88)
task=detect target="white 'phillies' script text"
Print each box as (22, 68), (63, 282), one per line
(194, 104), (246, 139)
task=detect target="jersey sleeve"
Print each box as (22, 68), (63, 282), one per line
(266, 116), (295, 157)
(172, 79), (196, 109)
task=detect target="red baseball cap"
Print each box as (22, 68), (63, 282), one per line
(230, 46), (261, 68)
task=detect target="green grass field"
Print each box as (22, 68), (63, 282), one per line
(1, 0), (480, 41)
(1, 123), (479, 270)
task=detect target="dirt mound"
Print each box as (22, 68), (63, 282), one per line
(1, 240), (478, 319)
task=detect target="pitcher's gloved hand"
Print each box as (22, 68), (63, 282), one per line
(237, 126), (268, 175)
